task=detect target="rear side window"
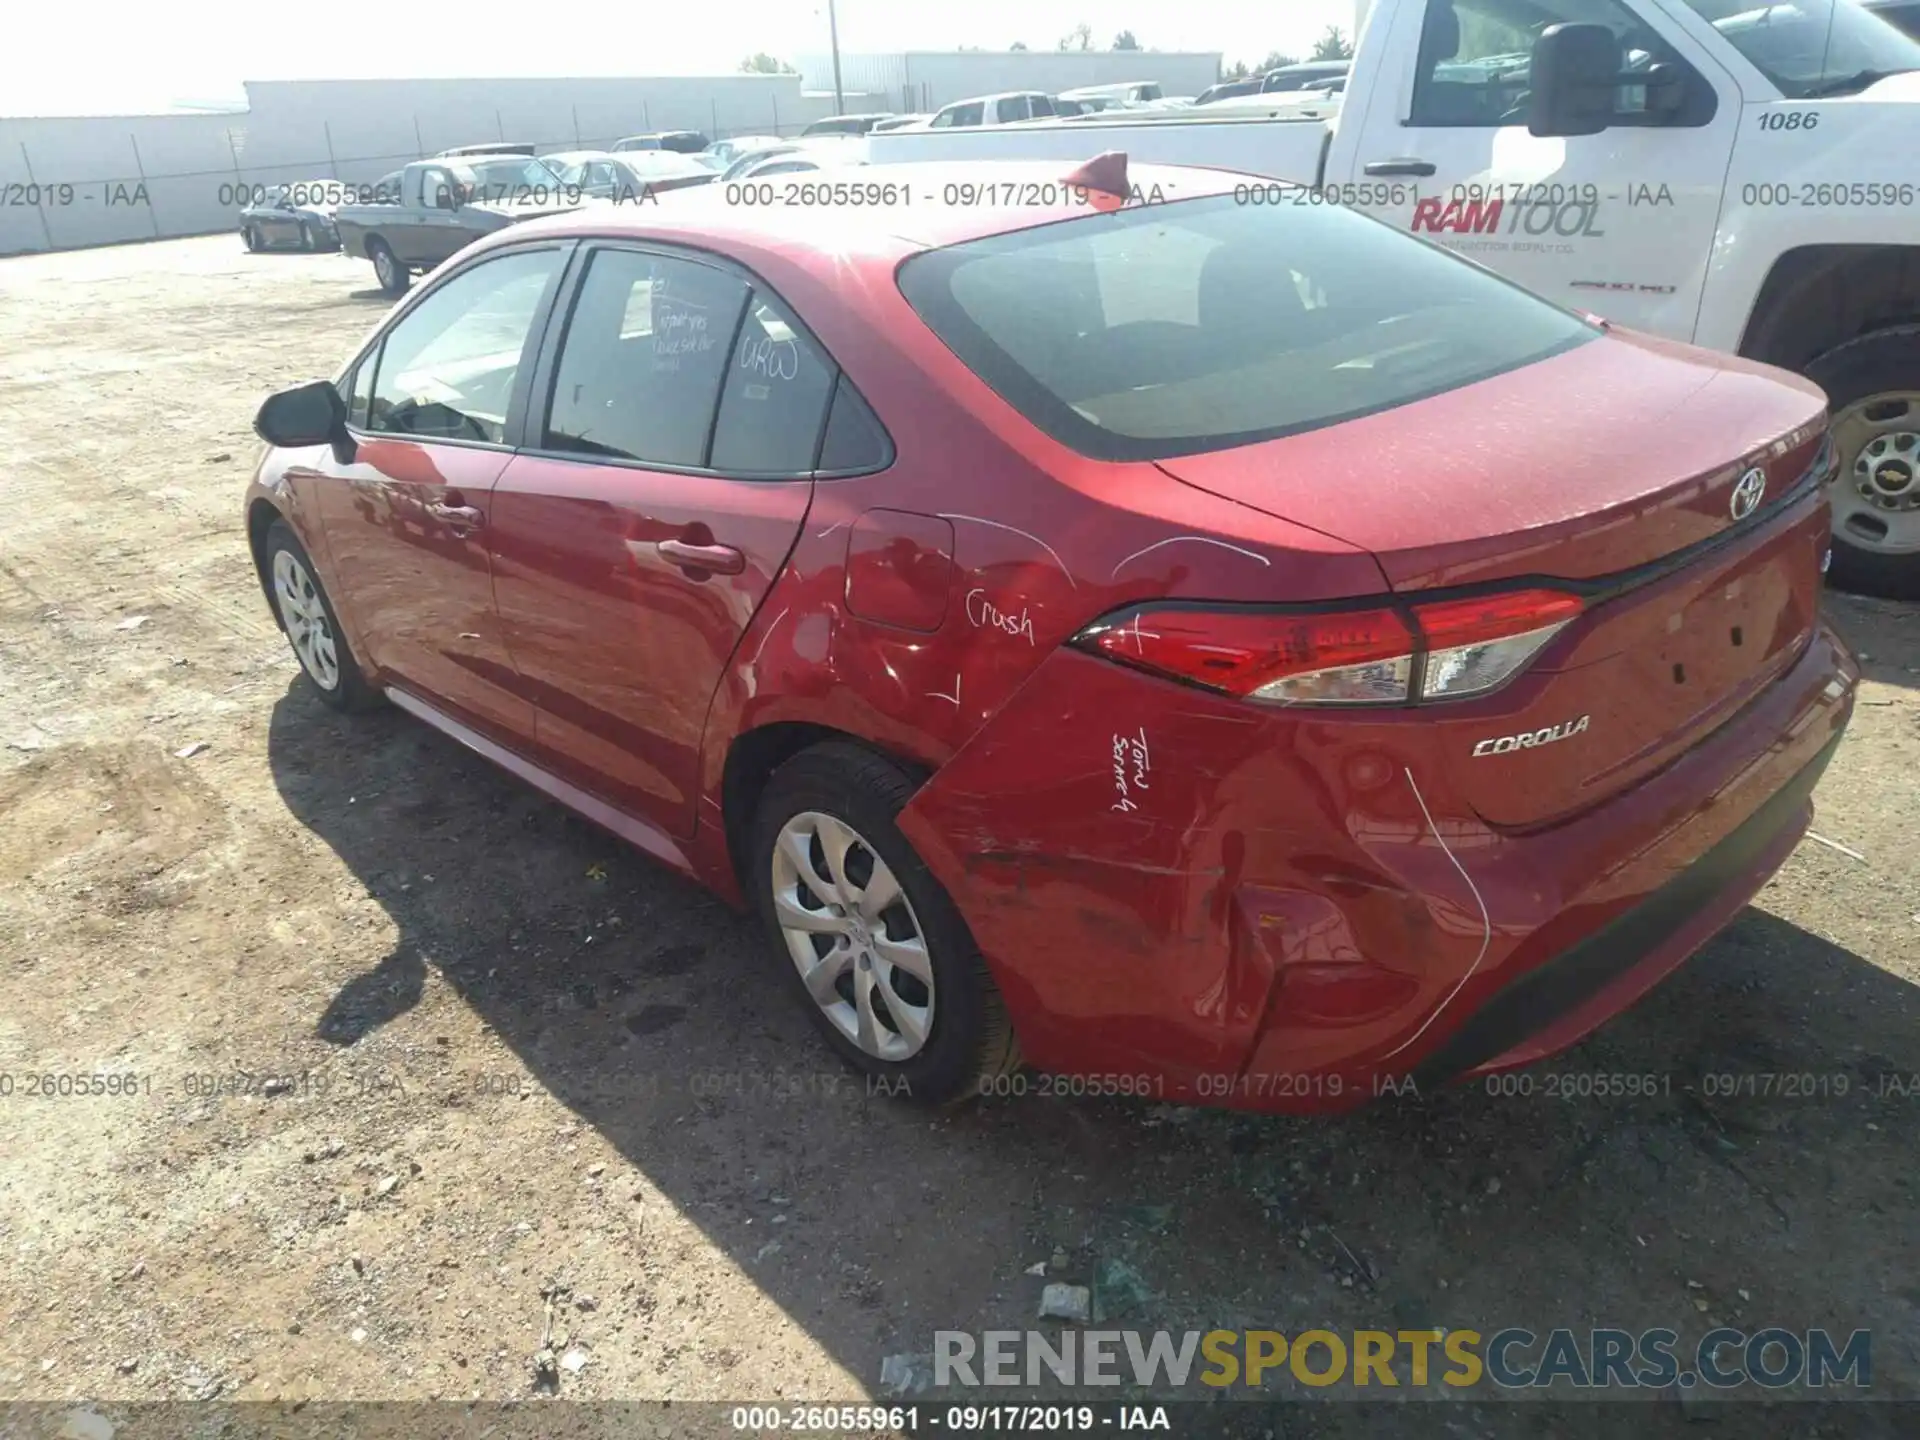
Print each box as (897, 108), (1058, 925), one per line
(817, 379), (892, 472)
(710, 293), (836, 474)
(542, 249), (750, 468)
(898, 194), (1596, 463)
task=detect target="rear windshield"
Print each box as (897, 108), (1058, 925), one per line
(897, 193), (1597, 462)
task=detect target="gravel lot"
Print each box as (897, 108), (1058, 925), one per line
(1, 237), (1917, 1437)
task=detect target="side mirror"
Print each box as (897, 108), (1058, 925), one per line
(255, 380), (353, 463)
(1530, 23), (1621, 138)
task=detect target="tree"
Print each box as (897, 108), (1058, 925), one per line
(738, 52), (797, 74)
(1010, 40), (1028, 50)
(1254, 50), (1299, 74)
(1058, 21), (1093, 51)
(1113, 30), (1141, 50)
(1310, 25), (1354, 61)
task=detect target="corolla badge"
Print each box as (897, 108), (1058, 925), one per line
(1472, 715), (1591, 757)
(1730, 466), (1767, 521)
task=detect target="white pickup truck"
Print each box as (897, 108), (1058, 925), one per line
(868, 0), (1920, 599)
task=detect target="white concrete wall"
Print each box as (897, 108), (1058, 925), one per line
(0, 75), (890, 256)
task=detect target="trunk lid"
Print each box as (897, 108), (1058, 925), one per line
(1155, 330), (1833, 826)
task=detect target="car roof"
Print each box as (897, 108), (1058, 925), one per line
(1059, 82), (1156, 96)
(505, 158), (1237, 258)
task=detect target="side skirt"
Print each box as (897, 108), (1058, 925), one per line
(383, 685), (697, 879)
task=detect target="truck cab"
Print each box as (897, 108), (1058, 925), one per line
(929, 92), (1060, 126)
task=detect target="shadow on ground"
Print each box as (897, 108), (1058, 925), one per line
(264, 661), (1918, 1439)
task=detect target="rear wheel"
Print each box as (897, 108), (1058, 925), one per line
(748, 743), (1019, 1105)
(368, 238), (410, 296)
(1807, 325), (1920, 601)
(299, 220), (318, 252)
(264, 521), (380, 712)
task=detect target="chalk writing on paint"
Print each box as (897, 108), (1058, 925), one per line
(964, 588), (1036, 646)
(1111, 728), (1150, 814)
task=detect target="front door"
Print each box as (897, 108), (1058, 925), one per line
(309, 243), (569, 744)
(1343, 0), (1741, 339)
(489, 245), (833, 838)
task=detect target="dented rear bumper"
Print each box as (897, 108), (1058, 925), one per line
(896, 621), (1856, 1112)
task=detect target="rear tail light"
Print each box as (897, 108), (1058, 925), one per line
(1075, 588), (1583, 707)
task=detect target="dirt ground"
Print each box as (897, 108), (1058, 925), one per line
(1, 237), (1917, 1437)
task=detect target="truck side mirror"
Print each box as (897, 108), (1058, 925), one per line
(1530, 23), (1620, 138)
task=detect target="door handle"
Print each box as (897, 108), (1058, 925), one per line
(657, 539), (745, 576)
(426, 502), (483, 530)
(1364, 158), (1438, 177)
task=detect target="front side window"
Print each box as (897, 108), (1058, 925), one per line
(542, 250), (750, 468)
(710, 293), (837, 474)
(363, 248), (561, 443)
(1670, 0), (1920, 95)
(1411, 0), (1699, 126)
(345, 355), (374, 429)
(899, 194), (1596, 463)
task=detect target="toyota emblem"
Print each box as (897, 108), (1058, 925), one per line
(1730, 467), (1767, 521)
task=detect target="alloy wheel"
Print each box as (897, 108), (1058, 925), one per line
(272, 548), (342, 692)
(770, 811), (934, 1062)
(1829, 390), (1920, 556)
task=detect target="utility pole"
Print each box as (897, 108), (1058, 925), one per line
(828, 0), (846, 115)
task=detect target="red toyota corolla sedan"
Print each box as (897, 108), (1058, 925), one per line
(244, 159), (1857, 1112)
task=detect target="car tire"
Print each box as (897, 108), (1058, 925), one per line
(368, 238), (410, 296)
(299, 221), (318, 252)
(748, 742), (1020, 1106)
(263, 520), (381, 713)
(243, 225), (263, 253)
(1806, 324), (1920, 602)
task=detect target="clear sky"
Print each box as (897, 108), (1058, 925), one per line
(6, 0), (1360, 114)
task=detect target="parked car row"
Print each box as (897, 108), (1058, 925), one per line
(247, 145), (1860, 1114)
(1195, 61), (1351, 105)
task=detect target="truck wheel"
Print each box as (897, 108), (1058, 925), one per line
(1812, 324), (1920, 599)
(368, 238), (411, 296)
(1809, 325), (1920, 602)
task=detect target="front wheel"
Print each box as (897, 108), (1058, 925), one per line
(1808, 325), (1920, 601)
(243, 225), (263, 252)
(264, 521), (381, 712)
(748, 743), (1019, 1106)
(368, 238), (410, 296)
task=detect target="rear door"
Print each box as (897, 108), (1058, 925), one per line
(403, 165), (466, 265)
(488, 245), (830, 838)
